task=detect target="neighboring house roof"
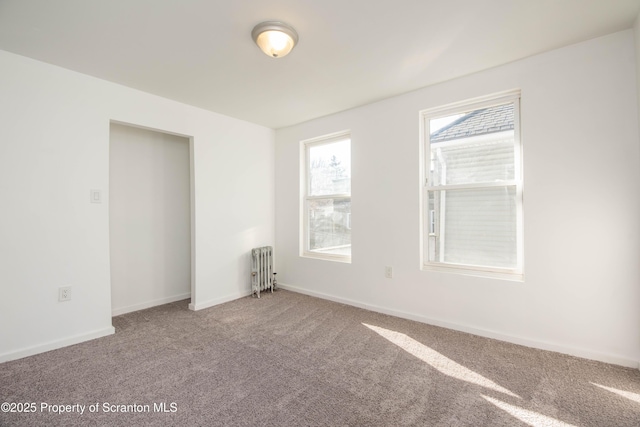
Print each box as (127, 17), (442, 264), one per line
(430, 103), (514, 143)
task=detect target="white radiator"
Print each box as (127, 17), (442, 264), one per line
(251, 246), (276, 298)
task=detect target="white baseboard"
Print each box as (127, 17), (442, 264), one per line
(0, 326), (115, 364)
(188, 290), (251, 311)
(112, 292), (191, 316)
(278, 283), (639, 369)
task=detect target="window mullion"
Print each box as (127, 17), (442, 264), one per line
(306, 194), (351, 201)
(426, 181), (519, 191)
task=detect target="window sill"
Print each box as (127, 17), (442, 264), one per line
(422, 263), (523, 282)
(302, 251), (351, 264)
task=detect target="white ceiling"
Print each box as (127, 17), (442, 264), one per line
(0, 0), (639, 129)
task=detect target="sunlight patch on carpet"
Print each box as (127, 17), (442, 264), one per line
(362, 323), (519, 398)
(591, 383), (640, 403)
(482, 395), (577, 427)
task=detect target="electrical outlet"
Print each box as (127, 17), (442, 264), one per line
(59, 286), (72, 302)
(385, 266), (393, 279)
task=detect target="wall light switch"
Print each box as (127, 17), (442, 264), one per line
(90, 189), (101, 204)
(385, 266), (393, 279)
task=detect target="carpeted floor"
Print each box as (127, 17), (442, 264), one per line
(1, 290), (639, 426)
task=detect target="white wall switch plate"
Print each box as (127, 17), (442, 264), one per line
(385, 266), (393, 279)
(90, 189), (101, 204)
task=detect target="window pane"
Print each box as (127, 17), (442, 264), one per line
(308, 198), (351, 256)
(429, 187), (517, 269)
(429, 103), (515, 186)
(309, 138), (351, 196)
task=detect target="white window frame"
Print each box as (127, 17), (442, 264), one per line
(420, 91), (523, 280)
(300, 130), (352, 263)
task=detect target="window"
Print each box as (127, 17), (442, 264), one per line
(302, 131), (351, 262)
(421, 92), (523, 279)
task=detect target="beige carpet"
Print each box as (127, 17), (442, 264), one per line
(1, 290), (639, 426)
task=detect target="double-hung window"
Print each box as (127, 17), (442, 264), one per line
(422, 92), (523, 279)
(302, 131), (351, 262)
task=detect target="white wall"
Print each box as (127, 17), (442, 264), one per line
(636, 13), (640, 144)
(110, 124), (191, 316)
(0, 50), (274, 362)
(275, 30), (640, 367)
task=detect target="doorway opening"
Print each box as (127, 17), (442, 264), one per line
(109, 122), (194, 316)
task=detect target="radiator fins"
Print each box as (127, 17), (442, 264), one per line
(251, 246), (276, 298)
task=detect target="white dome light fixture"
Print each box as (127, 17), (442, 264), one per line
(252, 21), (298, 58)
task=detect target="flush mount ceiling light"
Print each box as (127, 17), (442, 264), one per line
(251, 21), (298, 58)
